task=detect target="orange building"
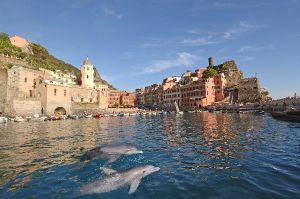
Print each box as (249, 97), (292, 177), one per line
(109, 90), (136, 107)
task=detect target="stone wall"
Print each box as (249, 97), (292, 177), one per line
(71, 102), (104, 114)
(0, 69), (8, 113)
(263, 98), (300, 106)
(0, 55), (31, 69)
(12, 99), (41, 116)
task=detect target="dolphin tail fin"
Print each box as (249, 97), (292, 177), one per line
(128, 178), (141, 194)
(101, 167), (117, 175)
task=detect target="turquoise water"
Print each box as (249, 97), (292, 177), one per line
(0, 112), (299, 198)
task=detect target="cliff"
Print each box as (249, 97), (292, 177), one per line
(0, 33), (115, 89)
(216, 60), (244, 88)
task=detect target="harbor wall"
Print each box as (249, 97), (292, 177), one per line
(0, 69), (8, 113)
(106, 108), (139, 113)
(12, 99), (41, 116)
(71, 102), (104, 114)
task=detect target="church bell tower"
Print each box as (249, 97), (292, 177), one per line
(81, 57), (95, 88)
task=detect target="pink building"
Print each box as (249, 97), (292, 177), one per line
(10, 35), (30, 48)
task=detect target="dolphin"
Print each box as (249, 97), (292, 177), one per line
(80, 165), (160, 195)
(80, 145), (143, 163)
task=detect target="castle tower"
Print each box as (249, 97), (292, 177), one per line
(81, 57), (95, 88)
(208, 57), (214, 67)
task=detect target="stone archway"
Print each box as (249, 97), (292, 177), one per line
(54, 107), (66, 116)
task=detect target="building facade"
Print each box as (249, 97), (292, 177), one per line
(0, 58), (109, 115)
(108, 90), (136, 108)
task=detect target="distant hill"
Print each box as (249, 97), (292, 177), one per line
(0, 33), (115, 89)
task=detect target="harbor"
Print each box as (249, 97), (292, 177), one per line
(0, 111), (300, 198)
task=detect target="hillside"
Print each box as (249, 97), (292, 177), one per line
(0, 33), (115, 89)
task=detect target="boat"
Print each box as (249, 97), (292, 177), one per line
(174, 101), (183, 114)
(14, 116), (25, 122)
(0, 117), (8, 123)
(69, 115), (79, 120)
(254, 110), (265, 115)
(85, 114), (93, 118)
(94, 114), (102, 119)
(117, 112), (124, 117)
(270, 111), (300, 123)
(60, 115), (68, 120)
(287, 106), (300, 116)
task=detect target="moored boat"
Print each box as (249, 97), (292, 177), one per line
(0, 117), (8, 123)
(85, 114), (93, 118)
(287, 106), (300, 116)
(94, 114), (102, 119)
(14, 116), (25, 122)
(270, 111), (300, 123)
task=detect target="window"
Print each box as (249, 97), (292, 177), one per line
(64, 90), (67, 96)
(29, 90), (32, 97)
(54, 89), (57, 96)
(81, 98), (84, 102)
(24, 77), (27, 82)
(90, 98), (92, 102)
(87, 66), (89, 70)
(87, 75), (89, 79)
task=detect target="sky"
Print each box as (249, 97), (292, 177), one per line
(1, 0), (300, 99)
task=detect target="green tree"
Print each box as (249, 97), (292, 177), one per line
(203, 67), (218, 78)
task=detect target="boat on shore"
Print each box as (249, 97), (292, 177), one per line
(0, 117), (8, 123)
(270, 111), (300, 123)
(14, 117), (25, 122)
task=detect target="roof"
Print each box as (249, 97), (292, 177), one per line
(82, 57), (93, 66)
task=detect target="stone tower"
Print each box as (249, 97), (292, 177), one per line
(208, 57), (214, 67)
(81, 57), (95, 88)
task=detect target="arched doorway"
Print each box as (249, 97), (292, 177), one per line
(54, 107), (66, 116)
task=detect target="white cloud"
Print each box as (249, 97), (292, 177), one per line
(184, 21), (267, 45)
(181, 37), (216, 46)
(103, 7), (123, 19)
(212, 2), (264, 8)
(237, 45), (274, 53)
(138, 52), (198, 74)
(222, 21), (259, 39)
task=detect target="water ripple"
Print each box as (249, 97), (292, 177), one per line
(0, 113), (299, 198)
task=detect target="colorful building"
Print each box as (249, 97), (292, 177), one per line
(0, 58), (109, 115)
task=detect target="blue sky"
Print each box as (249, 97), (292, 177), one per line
(1, 0), (300, 99)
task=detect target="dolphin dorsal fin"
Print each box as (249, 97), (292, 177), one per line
(101, 167), (117, 175)
(128, 177), (141, 194)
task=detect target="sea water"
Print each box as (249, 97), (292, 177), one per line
(0, 112), (299, 198)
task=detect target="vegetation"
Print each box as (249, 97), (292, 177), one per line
(0, 32), (115, 89)
(203, 66), (218, 78)
(0, 33), (23, 58)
